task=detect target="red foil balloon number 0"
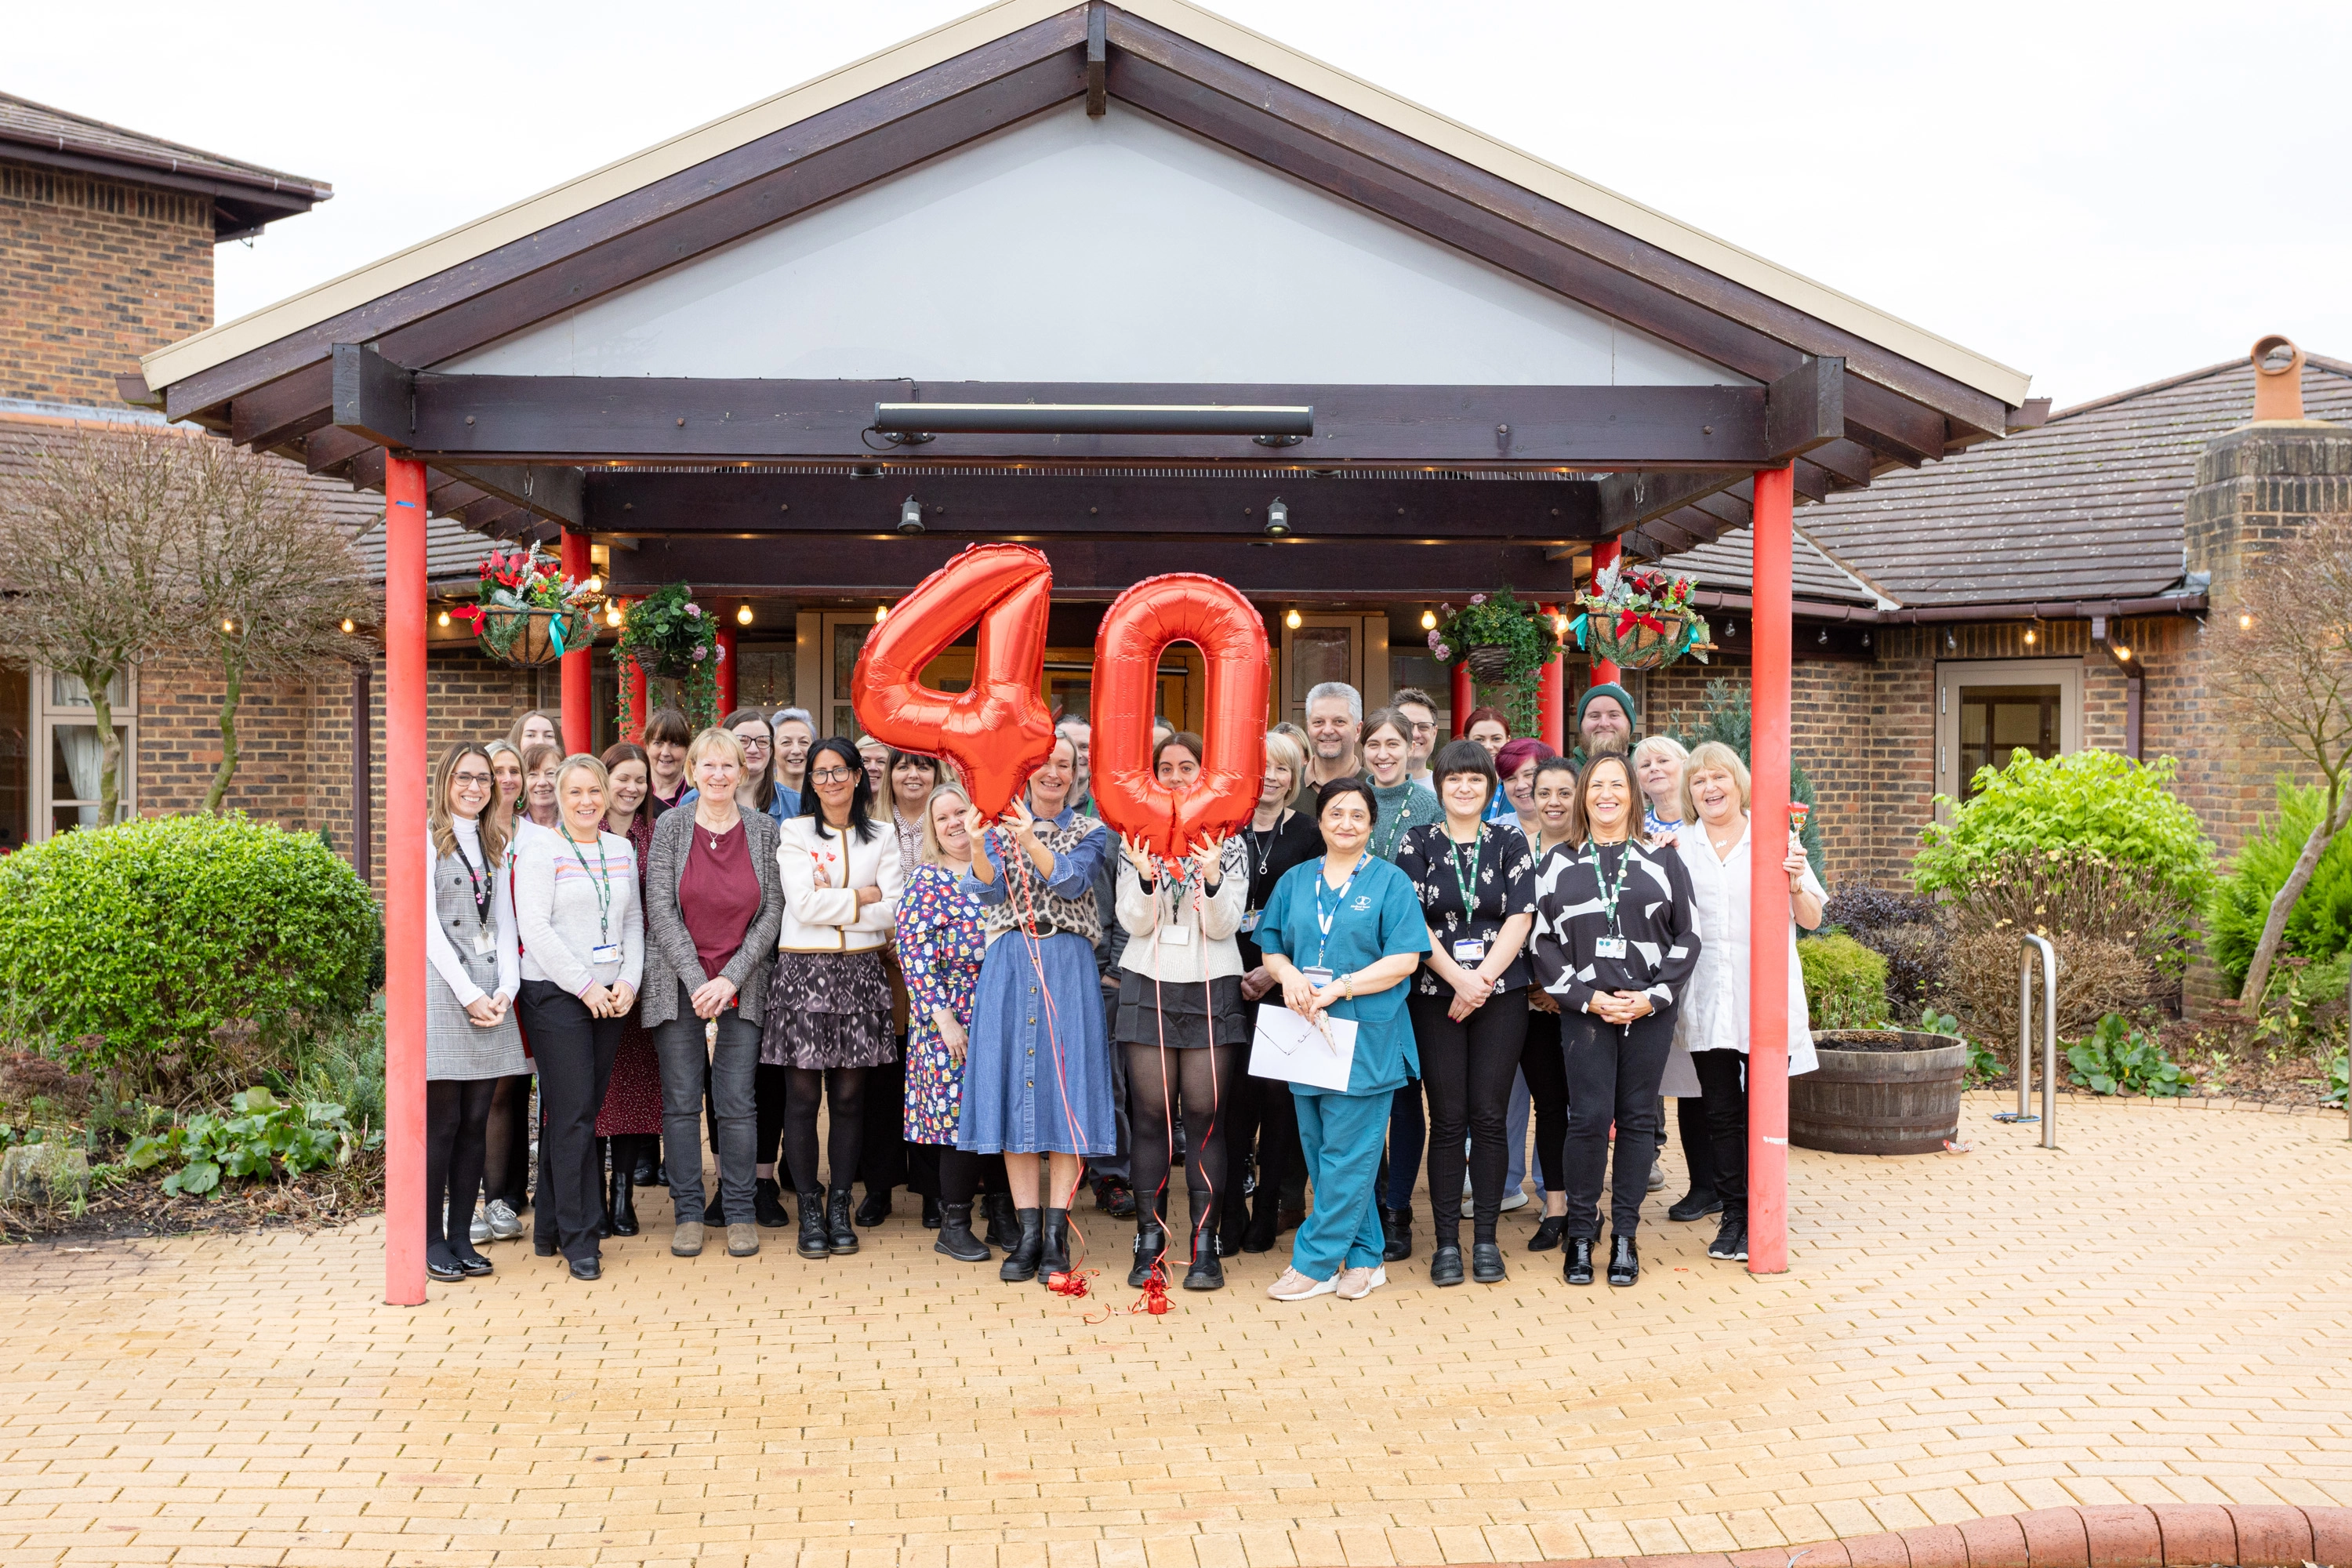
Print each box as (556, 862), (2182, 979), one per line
(1088, 575), (1269, 860)
(850, 543), (1057, 822)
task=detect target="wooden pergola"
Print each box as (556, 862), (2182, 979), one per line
(140, 0), (2034, 1302)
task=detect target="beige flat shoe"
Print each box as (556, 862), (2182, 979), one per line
(671, 1221), (705, 1258)
(1266, 1266), (1335, 1301)
(728, 1222), (760, 1258)
(1335, 1265), (1387, 1301)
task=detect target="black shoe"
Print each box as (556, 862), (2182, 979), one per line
(985, 1192), (1022, 1248)
(1379, 1206), (1413, 1262)
(454, 1248), (495, 1278)
(1429, 1243), (1465, 1287)
(426, 1245), (465, 1282)
(921, 1194), (942, 1230)
(1527, 1214), (1567, 1252)
(1127, 1222), (1167, 1288)
(533, 1238), (557, 1258)
(1182, 1240), (1225, 1291)
(1472, 1241), (1507, 1283)
(633, 1146), (660, 1187)
(1668, 1189), (1725, 1222)
(796, 1192), (829, 1259)
(1000, 1208), (1044, 1282)
(606, 1157), (640, 1237)
(1708, 1212), (1749, 1262)
(1240, 1213), (1277, 1254)
(1564, 1236), (1595, 1286)
(1607, 1233), (1639, 1287)
(1036, 1207), (1071, 1285)
(934, 1202), (991, 1262)
(568, 1255), (601, 1281)
(826, 1188), (860, 1254)
(1099, 1180), (1137, 1220)
(755, 1178), (791, 1229)
(855, 1188), (891, 1227)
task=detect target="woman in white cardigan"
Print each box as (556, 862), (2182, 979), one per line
(1112, 731), (1250, 1294)
(1671, 740), (1824, 1268)
(764, 737), (905, 1261)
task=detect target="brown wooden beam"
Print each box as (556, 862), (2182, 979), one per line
(438, 463), (586, 529)
(305, 425), (376, 475)
(231, 362), (336, 448)
(332, 343), (413, 449)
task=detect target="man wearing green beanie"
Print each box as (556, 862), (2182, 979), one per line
(1571, 681), (1638, 767)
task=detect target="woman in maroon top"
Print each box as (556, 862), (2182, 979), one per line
(596, 743), (664, 1234)
(642, 730), (786, 1258)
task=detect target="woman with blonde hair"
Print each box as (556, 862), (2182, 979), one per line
(896, 782), (995, 1261)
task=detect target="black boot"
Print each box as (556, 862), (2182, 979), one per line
(1036, 1207), (1071, 1285)
(1182, 1228), (1224, 1291)
(632, 1142), (659, 1186)
(595, 1136), (614, 1236)
(921, 1194), (942, 1229)
(985, 1192), (1021, 1248)
(1607, 1232), (1639, 1287)
(1564, 1236), (1596, 1286)
(795, 1191), (829, 1259)
(826, 1188), (859, 1254)
(755, 1177), (791, 1229)
(605, 1141), (640, 1237)
(1668, 1187), (1724, 1222)
(1000, 1207), (1044, 1282)
(1380, 1206), (1413, 1262)
(1127, 1221), (1167, 1288)
(855, 1186), (891, 1227)
(934, 1203), (990, 1262)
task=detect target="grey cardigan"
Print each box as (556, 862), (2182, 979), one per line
(641, 804), (785, 1029)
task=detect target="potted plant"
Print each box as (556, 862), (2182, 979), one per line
(1428, 589), (1560, 731)
(612, 581), (722, 728)
(452, 543), (599, 667)
(1570, 561), (1711, 670)
(1787, 937), (1969, 1155)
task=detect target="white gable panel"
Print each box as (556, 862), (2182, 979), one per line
(445, 105), (1744, 387)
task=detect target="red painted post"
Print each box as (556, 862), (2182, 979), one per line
(383, 457), (429, 1307)
(1537, 602), (1564, 752)
(1748, 465), (1795, 1276)
(560, 529), (593, 754)
(622, 600), (648, 744)
(717, 622), (739, 715)
(1588, 536), (1621, 686)
(1450, 660), (1473, 738)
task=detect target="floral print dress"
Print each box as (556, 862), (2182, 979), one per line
(897, 862), (986, 1145)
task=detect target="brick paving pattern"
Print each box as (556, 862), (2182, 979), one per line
(0, 1093), (2345, 1566)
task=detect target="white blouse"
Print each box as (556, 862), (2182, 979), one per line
(1672, 816), (1822, 1074)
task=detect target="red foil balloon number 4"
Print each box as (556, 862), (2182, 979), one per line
(1088, 575), (1269, 861)
(850, 543), (1057, 822)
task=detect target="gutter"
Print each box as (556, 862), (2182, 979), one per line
(1685, 589), (2209, 625)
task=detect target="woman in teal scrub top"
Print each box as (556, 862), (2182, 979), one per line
(1253, 777), (1430, 1304)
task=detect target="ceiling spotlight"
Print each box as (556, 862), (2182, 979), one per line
(1421, 609), (1437, 631)
(736, 604), (753, 626)
(875, 604), (889, 624)
(898, 496), (925, 535)
(1264, 497), (1290, 537)
(1284, 608), (1302, 630)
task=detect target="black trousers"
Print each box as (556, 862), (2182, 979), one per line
(1408, 991), (1530, 1245)
(1677, 1091), (1719, 1200)
(754, 1062), (793, 1171)
(1520, 1007), (1570, 1195)
(1560, 1004), (1677, 1240)
(519, 981), (622, 1262)
(1691, 1049), (1749, 1218)
(859, 1049), (909, 1196)
(1218, 1060), (1301, 1247)
(426, 1077), (495, 1256)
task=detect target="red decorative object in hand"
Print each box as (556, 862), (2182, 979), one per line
(1088, 574), (1269, 860)
(851, 543), (1057, 821)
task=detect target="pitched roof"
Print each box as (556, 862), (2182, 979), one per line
(1661, 350), (2352, 612)
(1655, 528), (1883, 609)
(136, 0), (2025, 411)
(0, 91), (331, 239)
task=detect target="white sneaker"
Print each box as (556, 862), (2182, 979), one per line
(1497, 1189), (1530, 1213)
(1462, 1173), (1475, 1198)
(1646, 1156), (1666, 1193)
(1335, 1265), (1387, 1300)
(485, 1199), (524, 1241)
(468, 1210), (491, 1245)
(1267, 1266), (1337, 1301)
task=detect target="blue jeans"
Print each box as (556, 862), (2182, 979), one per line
(1289, 1086), (1390, 1279)
(654, 981), (761, 1226)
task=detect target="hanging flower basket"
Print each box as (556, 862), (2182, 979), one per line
(1585, 610), (1702, 671)
(479, 605), (599, 666)
(612, 581), (722, 728)
(1570, 563), (1712, 671)
(455, 543), (603, 668)
(1462, 644), (1522, 684)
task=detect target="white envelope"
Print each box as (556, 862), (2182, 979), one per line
(1249, 1005), (1359, 1092)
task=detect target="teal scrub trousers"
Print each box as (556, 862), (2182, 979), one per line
(1287, 1085), (1392, 1279)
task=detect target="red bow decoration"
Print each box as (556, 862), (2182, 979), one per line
(1046, 1269), (1094, 1300)
(1613, 609), (1668, 638)
(1131, 1272), (1172, 1316)
(451, 604), (486, 631)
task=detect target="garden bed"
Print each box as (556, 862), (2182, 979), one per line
(0, 1152), (382, 1244)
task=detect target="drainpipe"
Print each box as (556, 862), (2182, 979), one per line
(2090, 615), (2143, 761)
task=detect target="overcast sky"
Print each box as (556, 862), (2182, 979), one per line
(16, 1), (2345, 409)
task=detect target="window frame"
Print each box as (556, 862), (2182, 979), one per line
(1933, 656), (2081, 816)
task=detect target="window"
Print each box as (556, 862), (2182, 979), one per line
(1934, 657), (2080, 811)
(37, 669), (135, 837)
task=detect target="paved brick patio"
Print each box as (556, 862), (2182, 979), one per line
(0, 1092), (2345, 1567)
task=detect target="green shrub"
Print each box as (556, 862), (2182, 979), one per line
(2063, 1012), (2187, 1098)
(2206, 780), (2352, 991)
(1913, 750), (2214, 909)
(122, 1086), (361, 1196)
(0, 815), (379, 1092)
(2250, 950), (2350, 1057)
(281, 1002), (386, 1136)
(1798, 933), (1889, 1030)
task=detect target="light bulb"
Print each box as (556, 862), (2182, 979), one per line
(875, 604), (888, 623)
(2115, 646), (2131, 661)
(2024, 629), (2037, 645)
(1284, 608), (1302, 630)
(1554, 613), (1569, 635)
(437, 610), (451, 628)
(606, 604), (622, 627)
(2239, 612), (2253, 630)
(1421, 609), (1436, 631)
(222, 618), (236, 633)
(736, 604), (753, 626)
(583, 575), (602, 594)
(340, 619), (354, 634)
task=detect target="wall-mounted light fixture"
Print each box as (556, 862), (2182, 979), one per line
(736, 604), (753, 626)
(606, 603), (623, 627)
(437, 610), (451, 628)
(875, 604), (889, 624)
(583, 575), (602, 595)
(1264, 497), (1290, 537)
(1284, 608), (1302, 630)
(1421, 609), (1437, 631)
(898, 496), (924, 535)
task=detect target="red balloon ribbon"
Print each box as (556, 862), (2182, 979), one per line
(1088, 574), (1269, 860)
(851, 543), (1057, 822)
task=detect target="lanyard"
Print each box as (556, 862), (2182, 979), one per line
(1369, 789), (1418, 860)
(1310, 859), (1360, 971)
(1242, 823), (1276, 882)
(451, 832), (492, 923)
(564, 829), (614, 947)
(1584, 840), (1633, 941)
(1443, 826), (1483, 919)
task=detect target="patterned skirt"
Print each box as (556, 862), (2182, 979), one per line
(760, 949), (896, 1070)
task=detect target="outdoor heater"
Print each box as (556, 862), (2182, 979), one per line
(871, 401), (1313, 446)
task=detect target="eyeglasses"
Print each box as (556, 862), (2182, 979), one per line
(809, 768), (856, 784)
(1407, 721), (1437, 735)
(735, 735), (772, 751)
(452, 772), (492, 787)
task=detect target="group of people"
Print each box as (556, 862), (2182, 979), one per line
(422, 678), (1820, 1301)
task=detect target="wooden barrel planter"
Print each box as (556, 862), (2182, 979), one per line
(1789, 1029), (1968, 1155)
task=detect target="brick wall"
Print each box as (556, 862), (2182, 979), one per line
(0, 159), (213, 406)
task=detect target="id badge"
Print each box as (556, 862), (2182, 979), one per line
(474, 927), (497, 956)
(1159, 924), (1192, 947)
(590, 943), (622, 966)
(1239, 909), (1261, 934)
(1451, 937), (1487, 964)
(1299, 966), (1334, 989)
(1595, 936), (1628, 960)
